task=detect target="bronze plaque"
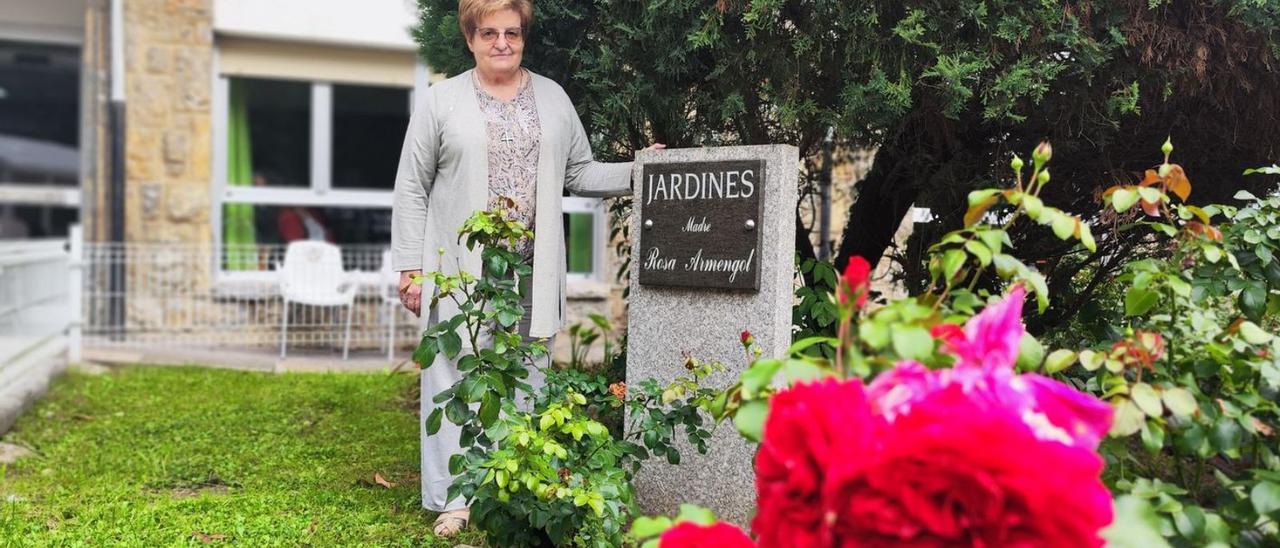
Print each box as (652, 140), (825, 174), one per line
(637, 159), (765, 291)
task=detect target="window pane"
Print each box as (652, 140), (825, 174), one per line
(221, 203), (391, 271)
(564, 212), (594, 274)
(229, 77), (310, 188)
(331, 84), (409, 189)
(222, 204), (391, 247)
(0, 204), (78, 239)
(0, 40), (80, 186)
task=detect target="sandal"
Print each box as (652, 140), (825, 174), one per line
(432, 508), (470, 538)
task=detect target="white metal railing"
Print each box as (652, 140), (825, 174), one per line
(79, 238), (419, 359)
(0, 235), (71, 367)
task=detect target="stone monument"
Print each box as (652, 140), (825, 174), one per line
(626, 144), (798, 525)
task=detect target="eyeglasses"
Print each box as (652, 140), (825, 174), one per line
(475, 27), (524, 45)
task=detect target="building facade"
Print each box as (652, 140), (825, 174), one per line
(0, 0), (621, 359)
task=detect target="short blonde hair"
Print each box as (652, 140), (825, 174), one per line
(458, 0), (533, 38)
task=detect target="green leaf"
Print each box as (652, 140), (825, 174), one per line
(1239, 320), (1273, 344)
(1079, 349), (1104, 371)
(479, 391), (499, 427)
(1113, 188), (1140, 213)
(413, 338), (439, 369)
(992, 253), (1019, 278)
(1124, 287), (1159, 317)
(675, 504), (717, 526)
(630, 516), (674, 539)
(787, 336), (838, 356)
(891, 325), (934, 361)
(426, 408), (443, 435)
(1140, 420), (1166, 452)
(1173, 506), (1207, 540)
(1021, 194), (1044, 220)
(1051, 211), (1075, 240)
(859, 319), (890, 349)
(1203, 245), (1222, 264)
(1111, 399), (1144, 437)
(440, 330), (463, 358)
(1211, 418), (1243, 457)
(942, 248), (966, 281)
(1015, 333), (1044, 372)
(1131, 383), (1163, 417)
(1252, 481), (1280, 516)
(741, 359), (782, 399)
(733, 399), (768, 443)
(1244, 165), (1280, 176)
(1235, 190), (1259, 200)
(781, 359), (831, 384)
(965, 240), (992, 266)
(1044, 349), (1077, 374)
(1102, 496), (1171, 548)
(1080, 223), (1096, 252)
(1241, 283), (1268, 321)
(1161, 387), (1198, 418)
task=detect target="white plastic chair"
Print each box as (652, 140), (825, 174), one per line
(379, 249), (402, 361)
(278, 241), (357, 359)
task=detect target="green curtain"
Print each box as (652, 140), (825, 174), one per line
(223, 79), (257, 270)
(566, 212), (594, 273)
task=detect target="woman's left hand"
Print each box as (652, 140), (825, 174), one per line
(641, 143), (666, 152)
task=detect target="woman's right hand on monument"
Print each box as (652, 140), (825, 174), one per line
(399, 270), (423, 317)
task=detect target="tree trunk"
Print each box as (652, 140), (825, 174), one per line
(833, 141), (920, 271)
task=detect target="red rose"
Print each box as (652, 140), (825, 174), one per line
(838, 256), (872, 308)
(660, 521), (754, 548)
(928, 323), (965, 348)
(741, 329), (754, 347)
(753, 379), (879, 547)
(822, 385), (1112, 547)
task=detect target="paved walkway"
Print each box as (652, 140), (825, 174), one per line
(82, 346), (412, 374)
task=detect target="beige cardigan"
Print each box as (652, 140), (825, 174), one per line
(390, 69), (632, 338)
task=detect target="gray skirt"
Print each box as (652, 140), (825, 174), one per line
(419, 289), (552, 512)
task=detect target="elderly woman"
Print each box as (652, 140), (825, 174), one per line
(390, 0), (660, 537)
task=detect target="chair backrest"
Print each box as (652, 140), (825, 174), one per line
(379, 248), (398, 300)
(279, 241), (347, 300)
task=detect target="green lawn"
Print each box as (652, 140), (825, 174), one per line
(0, 366), (480, 547)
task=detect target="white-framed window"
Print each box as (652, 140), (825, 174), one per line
(211, 72), (410, 281)
(563, 196), (606, 282)
(211, 55), (609, 286)
(0, 38), (82, 239)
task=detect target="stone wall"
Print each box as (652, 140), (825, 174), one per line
(123, 0), (214, 246)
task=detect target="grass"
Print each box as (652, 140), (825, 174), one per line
(0, 366), (482, 547)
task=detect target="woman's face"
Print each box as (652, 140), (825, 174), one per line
(467, 9), (524, 76)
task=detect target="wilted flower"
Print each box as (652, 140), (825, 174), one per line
(608, 382), (627, 400)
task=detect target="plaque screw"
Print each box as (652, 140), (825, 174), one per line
(745, 219), (756, 231)
(644, 219), (654, 230)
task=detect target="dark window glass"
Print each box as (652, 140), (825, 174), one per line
(331, 84), (409, 189)
(0, 204), (77, 238)
(223, 204), (391, 246)
(0, 40), (80, 186)
(232, 77), (311, 188)
(221, 204), (391, 271)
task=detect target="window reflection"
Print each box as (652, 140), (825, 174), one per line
(0, 40), (80, 186)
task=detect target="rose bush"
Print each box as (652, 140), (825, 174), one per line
(754, 287), (1114, 547)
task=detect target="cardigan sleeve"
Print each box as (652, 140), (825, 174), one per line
(390, 87), (440, 271)
(563, 97), (633, 198)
